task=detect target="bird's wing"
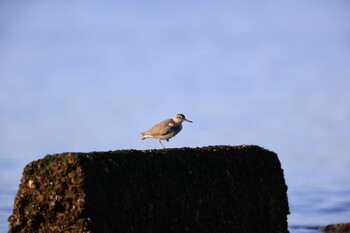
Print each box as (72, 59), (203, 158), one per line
(144, 119), (174, 136)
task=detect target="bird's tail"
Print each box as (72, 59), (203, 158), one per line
(136, 133), (146, 143)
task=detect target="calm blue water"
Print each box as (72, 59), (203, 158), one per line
(1, 165), (349, 233)
(288, 185), (350, 233)
(1, 0), (349, 232)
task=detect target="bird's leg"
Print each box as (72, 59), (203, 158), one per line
(158, 139), (165, 149)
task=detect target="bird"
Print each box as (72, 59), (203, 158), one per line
(139, 113), (192, 148)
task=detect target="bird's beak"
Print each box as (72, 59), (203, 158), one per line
(184, 118), (193, 123)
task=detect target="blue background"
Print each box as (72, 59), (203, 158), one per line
(1, 1), (349, 231)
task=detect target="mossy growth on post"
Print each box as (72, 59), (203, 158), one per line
(9, 145), (289, 233)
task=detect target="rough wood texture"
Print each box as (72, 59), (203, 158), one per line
(8, 145), (289, 233)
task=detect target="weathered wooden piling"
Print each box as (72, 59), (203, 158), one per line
(9, 145), (289, 233)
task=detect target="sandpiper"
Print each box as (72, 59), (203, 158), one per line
(139, 113), (192, 148)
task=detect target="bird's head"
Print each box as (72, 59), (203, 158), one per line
(173, 113), (192, 124)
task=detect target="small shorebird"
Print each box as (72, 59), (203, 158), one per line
(139, 113), (192, 148)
